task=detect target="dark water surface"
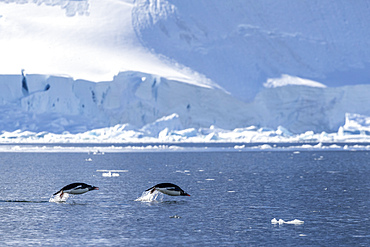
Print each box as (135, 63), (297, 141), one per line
(0, 150), (369, 246)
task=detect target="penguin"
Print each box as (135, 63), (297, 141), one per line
(53, 183), (99, 198)
(146, 183), (190, 196)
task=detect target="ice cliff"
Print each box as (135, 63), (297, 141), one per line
(2, 72), (370, 136)
(0, 72), (255, 133)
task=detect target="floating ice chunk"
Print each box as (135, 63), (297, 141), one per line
(284, 219), (304, 225)
(271, 218), (285, 225)
(96, 169), (128, 177)
(260, 144), (273, 149)
(176, 170), (190, 174)
(91, 150), (105, 155)
(102, 171), (119, 177)
(271, 218), (304, 225)
(234, 145), (245, 149)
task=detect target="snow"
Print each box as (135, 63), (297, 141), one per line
(1, 1), (370, 143)
(263, 75), (327, 89)
(0, 0), (211, 87)
(133, 0), (370, 101)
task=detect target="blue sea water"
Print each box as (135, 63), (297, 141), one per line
(0, 147), (369, 246)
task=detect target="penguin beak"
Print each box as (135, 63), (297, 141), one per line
(93, 187), (99, 190)
(186, 193), (190, 196)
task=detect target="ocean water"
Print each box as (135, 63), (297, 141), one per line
(0, 148), (369, 246)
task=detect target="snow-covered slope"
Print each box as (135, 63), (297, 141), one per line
(133, 0), (370, 101)
(0, 0), (214, 88)
(3, 0), (370, 99)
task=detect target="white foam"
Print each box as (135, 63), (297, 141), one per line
(135, 190), (164, 202)
(49, 192), (69, 203)
(271, 218), (304, 225)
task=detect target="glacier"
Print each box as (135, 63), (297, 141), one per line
(1, 0), (370, 143)
(1, 72), (370, 143)
(133, 0), (370, 101)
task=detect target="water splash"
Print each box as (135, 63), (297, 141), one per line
(49, 193), (70, 203)
(135, 190), (164, 202)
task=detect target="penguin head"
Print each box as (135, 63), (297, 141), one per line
(89, 185), (99, 191)
(181, 192), (190, 196)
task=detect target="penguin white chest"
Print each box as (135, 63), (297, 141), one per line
(66, 188), (89, 195)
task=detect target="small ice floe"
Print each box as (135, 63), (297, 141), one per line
(314, 156), (324, 161)
(96, 170), (128, 177)
(102, 171), (119, 177)
(170, 215), (181, 218)
(176, 170), (190, 174)
(260, 144), (273, 149)
(85, 158), (92, 162)
(234, 144), (245, 149)
(135, 190), (164, 202)
(92, 150), (104, 155)
(49, 193), (69, 203)
(271, 218), (304, 225)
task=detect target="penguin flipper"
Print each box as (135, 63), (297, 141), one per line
(145, 186), (156, 194)
(53, 190), (62, 196)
